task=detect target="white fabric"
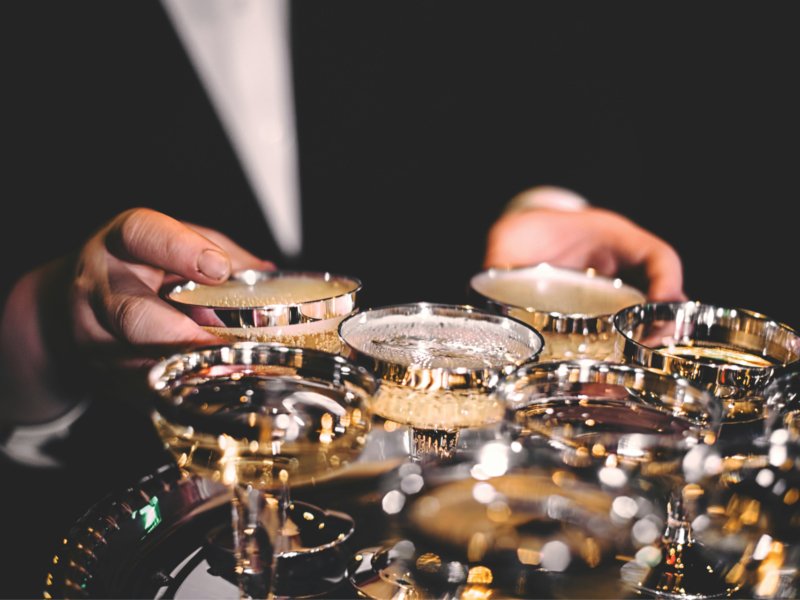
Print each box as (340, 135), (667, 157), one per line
(0, 399), (91, 468)
(161, 0), (302, 258)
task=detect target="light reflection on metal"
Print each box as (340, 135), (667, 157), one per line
(633, 519), (660, 545)
(682, 484), (704, 500)
(598, 466), (627, 487)
(477, 443), (510, 478)
(415, 553), (442, 572)
(460, 585), (492, 600)
(486, 501), (511, 523)
(517, 547), (541, 565)
(382, 490), (405, 514)
(582, 537), (601, 568)
(468, 533), (488, 562)
(222, 463), (237, 485)
(611, 496), (638, 520)
(321, 413), (333, 430)
(541, 540), (571, 571)
(416, 496), (440, 518)
(472, 482), (496, 504)
(466, 566), (493, 584)
(400, 473), (424, 495)
(756, 542), (787, 598)
(130, 497), (162, 538)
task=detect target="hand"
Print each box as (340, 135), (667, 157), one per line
(0, 209), (274, 423)
(71, 209), (273, 356)
(484, 207), (686, 302)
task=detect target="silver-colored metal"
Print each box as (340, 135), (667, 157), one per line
(148, 342), (378, 439)
(50, 463), (358, 599)
(614, 302), (800, 402)
(496, 359), (722, 431)
(338, 303), (544, 392)
(348, 545), (425, 600)
(470, 264), (645, 335)
(165, 270), (360, 328)
(497, 360), (736, 600)
(763, 372), (800, 439)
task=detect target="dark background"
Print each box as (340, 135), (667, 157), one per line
(1, 2), (798, 597)
(2, 2), (798, 322)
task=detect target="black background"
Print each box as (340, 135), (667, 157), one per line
(1, 2), (799, 597)
(2, 2), (798, 321)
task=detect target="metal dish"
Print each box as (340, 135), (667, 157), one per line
(165, 270), (360, 328)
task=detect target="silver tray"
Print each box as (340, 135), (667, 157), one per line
(45, 463), (363, 599)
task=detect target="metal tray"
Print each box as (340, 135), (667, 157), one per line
(45, 463), (363, 599)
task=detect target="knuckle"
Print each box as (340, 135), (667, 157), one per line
(163, 228), (188, 262)
(657, 239), (682, 263)
(118, 209), (152, 251)
(112, 208), (162, 257)
(110, 294), (149, 340)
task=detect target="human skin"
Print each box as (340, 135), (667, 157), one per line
(0, 208), (274, 424)
(1, 201), (684, 426)
(484, 205), (686, 303)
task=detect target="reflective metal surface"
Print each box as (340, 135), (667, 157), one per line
(498, 359), (723, 433)
(204, 501), (355, 597)
(165, 270), (360, 328)
(614, 302), (800, 421)
(470, 264), (644, 361)
(687, 427), (800, 598)
(338, 303), (544, 392)
(764, 372), (800, 441)
(497, 361), (741, 599)
(348, 541), (536, 600)
(471, 264), (645, 333)
(45, 464), (359, 599)
(149, 342), (377, 444)
(359, 446), (633, 599)
(148, 343), (377, 597)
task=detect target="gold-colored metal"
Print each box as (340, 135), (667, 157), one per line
(338, 303), (544, 392)
(165, 270), (360, 328)
(614, 302), (800, 408)
(470, 264), (645, 361)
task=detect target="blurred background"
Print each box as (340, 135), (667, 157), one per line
(3, 1), (797, 323)
(1, 2), (798, 597)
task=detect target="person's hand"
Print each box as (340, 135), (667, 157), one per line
(0, 208), (274, 423)
(70, 209), (273, 360)
(484, 206), (686, 302)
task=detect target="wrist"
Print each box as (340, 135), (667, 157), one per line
(0, 257), (84, 425)
(503, 186), (590, 215)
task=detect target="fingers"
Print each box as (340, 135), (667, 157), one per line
(92, 261), (225, 352)
(642, 242), (687, 302)
(483, 210), (568, 268)
(184, 222), (276, 272)
(104, 209), (232, 284)
(483, 207), (687, 302)
(592, 211), (686, 302)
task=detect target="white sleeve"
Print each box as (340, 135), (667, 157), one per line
(0, 398), (91, 468)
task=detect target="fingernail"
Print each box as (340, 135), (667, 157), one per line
(197, 249), (229, 281)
